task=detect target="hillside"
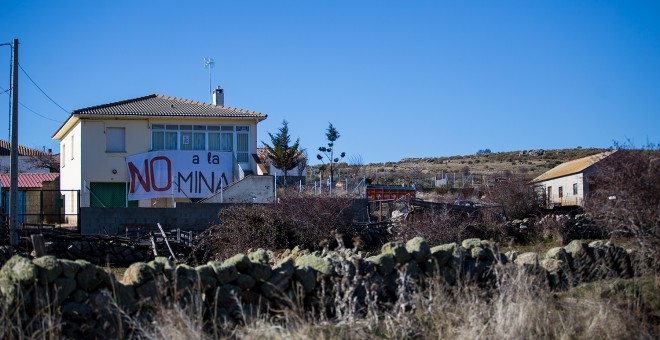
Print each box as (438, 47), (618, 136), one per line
(360, 148), (607, 186)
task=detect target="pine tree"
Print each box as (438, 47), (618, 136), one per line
(262, 120), (302, 187)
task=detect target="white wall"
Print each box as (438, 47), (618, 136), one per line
(59, 122), (82, 220)
(203, 175), (274, 203)
(538, 173), (585, 207)
(269, 164), (307, 177)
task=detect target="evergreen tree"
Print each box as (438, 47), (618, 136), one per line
(262, 120), (302, 187)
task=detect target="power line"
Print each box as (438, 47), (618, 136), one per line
(18, 63), (69, 114)
(0, 85), (60, 122)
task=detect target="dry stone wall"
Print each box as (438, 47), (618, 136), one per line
(0, 238), (638, 338)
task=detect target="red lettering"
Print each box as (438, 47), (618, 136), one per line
(150, 156), (172, 191)
(128, 160), (150, 193)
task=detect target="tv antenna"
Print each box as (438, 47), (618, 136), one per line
(203, 57), (215, 102)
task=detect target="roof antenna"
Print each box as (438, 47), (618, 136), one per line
(203, 58), (215, 102)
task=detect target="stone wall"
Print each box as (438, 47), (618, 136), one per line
(0, 238), (637, 338)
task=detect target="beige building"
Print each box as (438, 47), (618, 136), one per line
(532, 150), (616, 208)
(52, 90), (267, 222)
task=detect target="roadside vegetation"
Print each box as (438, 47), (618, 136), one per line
(1, 146), (658, 338)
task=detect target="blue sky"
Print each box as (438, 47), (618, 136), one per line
(1, 1), (658, 164)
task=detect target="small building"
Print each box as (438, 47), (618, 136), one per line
(0, 173), (61, 225)
(531, 150), (616, 208)
(366, 185), (416, 201)
(0, 139), (57, 173)
(52, 89), (267, 224)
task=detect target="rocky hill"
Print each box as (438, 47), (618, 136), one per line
(360, 148), (607, 186)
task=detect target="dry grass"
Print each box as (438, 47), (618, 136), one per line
(2, 265), (657, 339)
(132, 269), (657, 340)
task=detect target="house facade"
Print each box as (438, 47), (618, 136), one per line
(532, 150), (615, 208)
(52, 90), (267, 222)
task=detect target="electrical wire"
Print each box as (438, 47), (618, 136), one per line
(0, 85), (60, 122)
(18, 63), (69, 114)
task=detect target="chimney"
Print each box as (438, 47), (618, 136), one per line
(212, 86), (224, 106)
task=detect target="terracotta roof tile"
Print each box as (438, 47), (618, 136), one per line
(0, 173), (59, 188)
(0, 139), (52, 157)
(532, 150), (616, 182)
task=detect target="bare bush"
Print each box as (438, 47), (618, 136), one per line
(485, 176), (541, 220)
(190, 197), (358, 262)
(395, 207), (467, 245)
(586, 149), (660, 269)
(191, 204), (287, 261)
(275, 196), (357, 250)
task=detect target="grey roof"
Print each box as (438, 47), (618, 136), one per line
(71, 94), (267, 119)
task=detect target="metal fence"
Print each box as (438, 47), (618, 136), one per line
(1, 189), (80, 235)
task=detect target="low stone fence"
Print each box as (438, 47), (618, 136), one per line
(0, 237), (638, 338)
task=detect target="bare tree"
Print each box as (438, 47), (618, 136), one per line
(347, 154), (364, 179)
(585, 147), (660, 269)
(26, 153), (60, 173)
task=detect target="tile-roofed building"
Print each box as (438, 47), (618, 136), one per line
(0, 139), (56, 173)
(0, 139), (52, 157)
(52, 89), (269, 226)
(71, 94), (265, 118)
(532, 150), (616, 183)
(0, 173), (59, 188)
(532, 150), (617, 208)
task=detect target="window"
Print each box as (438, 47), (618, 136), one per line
(106, 127), (126, 152)
(180, 125), (192, 150)
(193, 125), (206, 150)
(61, 144), (66, 167)
(236, 126), (249, 163)
(149, 124), (247, 159)
(70, 136), (74, 160)
(558, 186), (563, 199)
(573, 183), (578, 195)
(221, 126), (234, 152)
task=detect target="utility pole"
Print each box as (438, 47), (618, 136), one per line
(9, 38), (19, 246)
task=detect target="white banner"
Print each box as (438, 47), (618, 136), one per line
(126, 151), (233, 200)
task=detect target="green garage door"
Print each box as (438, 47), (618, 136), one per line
(89, 182), (138, 207)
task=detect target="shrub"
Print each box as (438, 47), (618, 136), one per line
(484, 176), (541, 220)
(394, 207), (466, 245)
(190, 197), (359, 262)
(191, 204), (287, 262)
(585, 148), (660, 270)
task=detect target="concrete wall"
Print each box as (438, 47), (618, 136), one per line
(204, 175), (274, 203)
(80, 203), (230, 235)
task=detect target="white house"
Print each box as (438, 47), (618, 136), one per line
(52, 89), (267, 222)
(531, 150), (616, 208)
(0, 139), (56, 173)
